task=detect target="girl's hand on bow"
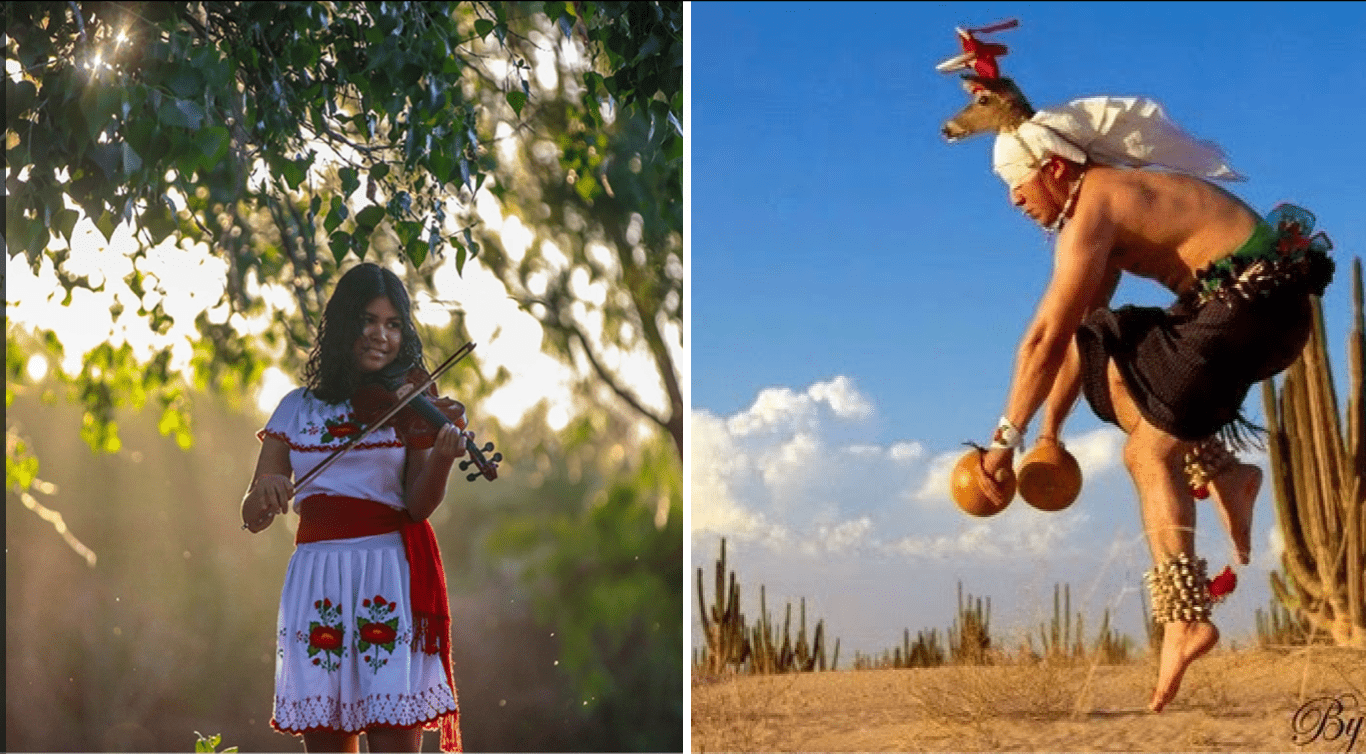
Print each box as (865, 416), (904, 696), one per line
(242, 473), (293, 532)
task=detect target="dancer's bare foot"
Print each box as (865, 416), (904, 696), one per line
(1149, 620), (1220, 712)
(1208, 463), (1261, 565)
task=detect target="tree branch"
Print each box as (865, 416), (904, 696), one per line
(564, 318), (670, 435)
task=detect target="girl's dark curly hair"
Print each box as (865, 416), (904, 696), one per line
(302, 263), (425, 403)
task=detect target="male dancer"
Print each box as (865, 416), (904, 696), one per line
(970, 97), (1333, 711)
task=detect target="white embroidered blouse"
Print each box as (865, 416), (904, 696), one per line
(258, 387), (408, 512)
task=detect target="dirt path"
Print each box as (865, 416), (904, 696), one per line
(691, 647), (1365, 752)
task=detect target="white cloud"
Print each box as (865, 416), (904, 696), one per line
(690, 380), (1286, 651)
(889, 441), (924, 462)
(691, 377), (1107, 563)
(913, 448), (963, 506)
(1064, 426), (1126, 478)
(690, 410), (765, 538)
(725, 376), (873, 437)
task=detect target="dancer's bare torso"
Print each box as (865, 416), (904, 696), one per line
(1072, 166), (1261, 299)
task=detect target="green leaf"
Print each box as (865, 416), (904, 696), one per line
(474, 18), (495, 38)
(95, 210), (118, 242)
(370, 162), (390, 182)
(6, 78), (37, 121)
(196, 127), (231, 169)
(354, 205), (385, 232)
(506, 91), (528, 117)
(280, 159), (307, 191)
(339, 167), (360, 198)
(80, 85), (122, 142)
(323, 198), (345, 234)
(394, 221), (422, 248)
(329, 231), (352, 263)
(121, 143), (143, 175)
(167, 66), (205, 98)
(52, 208), (80, 243)
(141, 202), (178, 245)
(429, 151), (453, 187)
(404, 235), (427, 268)
(156, 100), (203, 130)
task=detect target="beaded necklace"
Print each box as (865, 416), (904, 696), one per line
(1044, 169), (1087, 234)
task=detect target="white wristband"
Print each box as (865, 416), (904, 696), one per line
(990, 417), (1025, 450)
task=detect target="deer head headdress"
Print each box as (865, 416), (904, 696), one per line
(937, 20), (1035, 142)
(937, 21), (1247, 188)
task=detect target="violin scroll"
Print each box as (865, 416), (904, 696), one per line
(459, 439), (503, 481)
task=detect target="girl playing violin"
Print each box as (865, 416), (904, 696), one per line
(241, 262), (464, 752)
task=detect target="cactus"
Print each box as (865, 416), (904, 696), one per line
(695, 539), (840, 675)
(1028, 583), (1130, 664)
(695, 537), (750, 674)
(949, 581), (992, 665)
(1138, 587), (1162, 654)
(904, 627), (945, 668)
(1261, 257), (1366, 649)
(749, 594), (829, 674)
(1092, 606), (1133, 664)
(1034, 583), (1086, 662)
(1256, 587), (1316, 647)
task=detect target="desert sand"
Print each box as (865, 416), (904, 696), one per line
(691, 646), (1365, 752)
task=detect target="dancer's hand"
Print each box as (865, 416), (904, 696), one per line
(979, 447), (1015, 506)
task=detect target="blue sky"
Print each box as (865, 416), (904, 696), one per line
(689, 2), (1366, 654)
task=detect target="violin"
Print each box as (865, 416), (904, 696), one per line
(353, 359), (502, 481)
(352, 357), (503, 482)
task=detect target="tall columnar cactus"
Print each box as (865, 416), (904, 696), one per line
(747, 585), (783, 674)
(1092, 606), (1133, 664)
(1035, 583), (1085, 662)
(696, 538), (839, 675)
(695, 537), (750, 674)
(949, 581), (993, 665)
(791, 598), (827, 673)
(1260, 258), (1366, 649)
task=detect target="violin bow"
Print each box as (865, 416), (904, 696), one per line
(291, 341), (477, 492)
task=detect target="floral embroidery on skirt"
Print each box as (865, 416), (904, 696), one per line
(271, 533), (457, 735)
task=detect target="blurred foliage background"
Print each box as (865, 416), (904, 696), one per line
(5, 1), (682, 751)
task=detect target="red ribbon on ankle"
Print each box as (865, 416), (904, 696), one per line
(1209, 565), (1237, 601)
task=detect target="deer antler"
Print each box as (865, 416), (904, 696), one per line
(935, 19), (1019, 80)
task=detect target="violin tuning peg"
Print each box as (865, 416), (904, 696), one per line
(459, 460), (471, 471)
(466, 472), (480, 482)
(491, 452), (503, 463)
(482, 442), (495, 453)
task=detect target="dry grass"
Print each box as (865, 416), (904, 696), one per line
(691, 645), (1366, 752)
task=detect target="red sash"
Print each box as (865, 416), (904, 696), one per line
(296, 495), (461, 751)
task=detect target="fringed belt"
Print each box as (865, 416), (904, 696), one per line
(296, 495), (461, 751)
(1194, 203), (1334, 307)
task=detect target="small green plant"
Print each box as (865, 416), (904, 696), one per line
(194, 732), (238, 753)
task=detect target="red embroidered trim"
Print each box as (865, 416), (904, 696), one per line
(256, 427), (404, 451)
(270, 691), (461, 748)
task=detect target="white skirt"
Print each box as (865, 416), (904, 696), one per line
(271, 532), (458, 734)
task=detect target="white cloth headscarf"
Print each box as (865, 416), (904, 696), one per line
(992, 96), (1247, 188)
